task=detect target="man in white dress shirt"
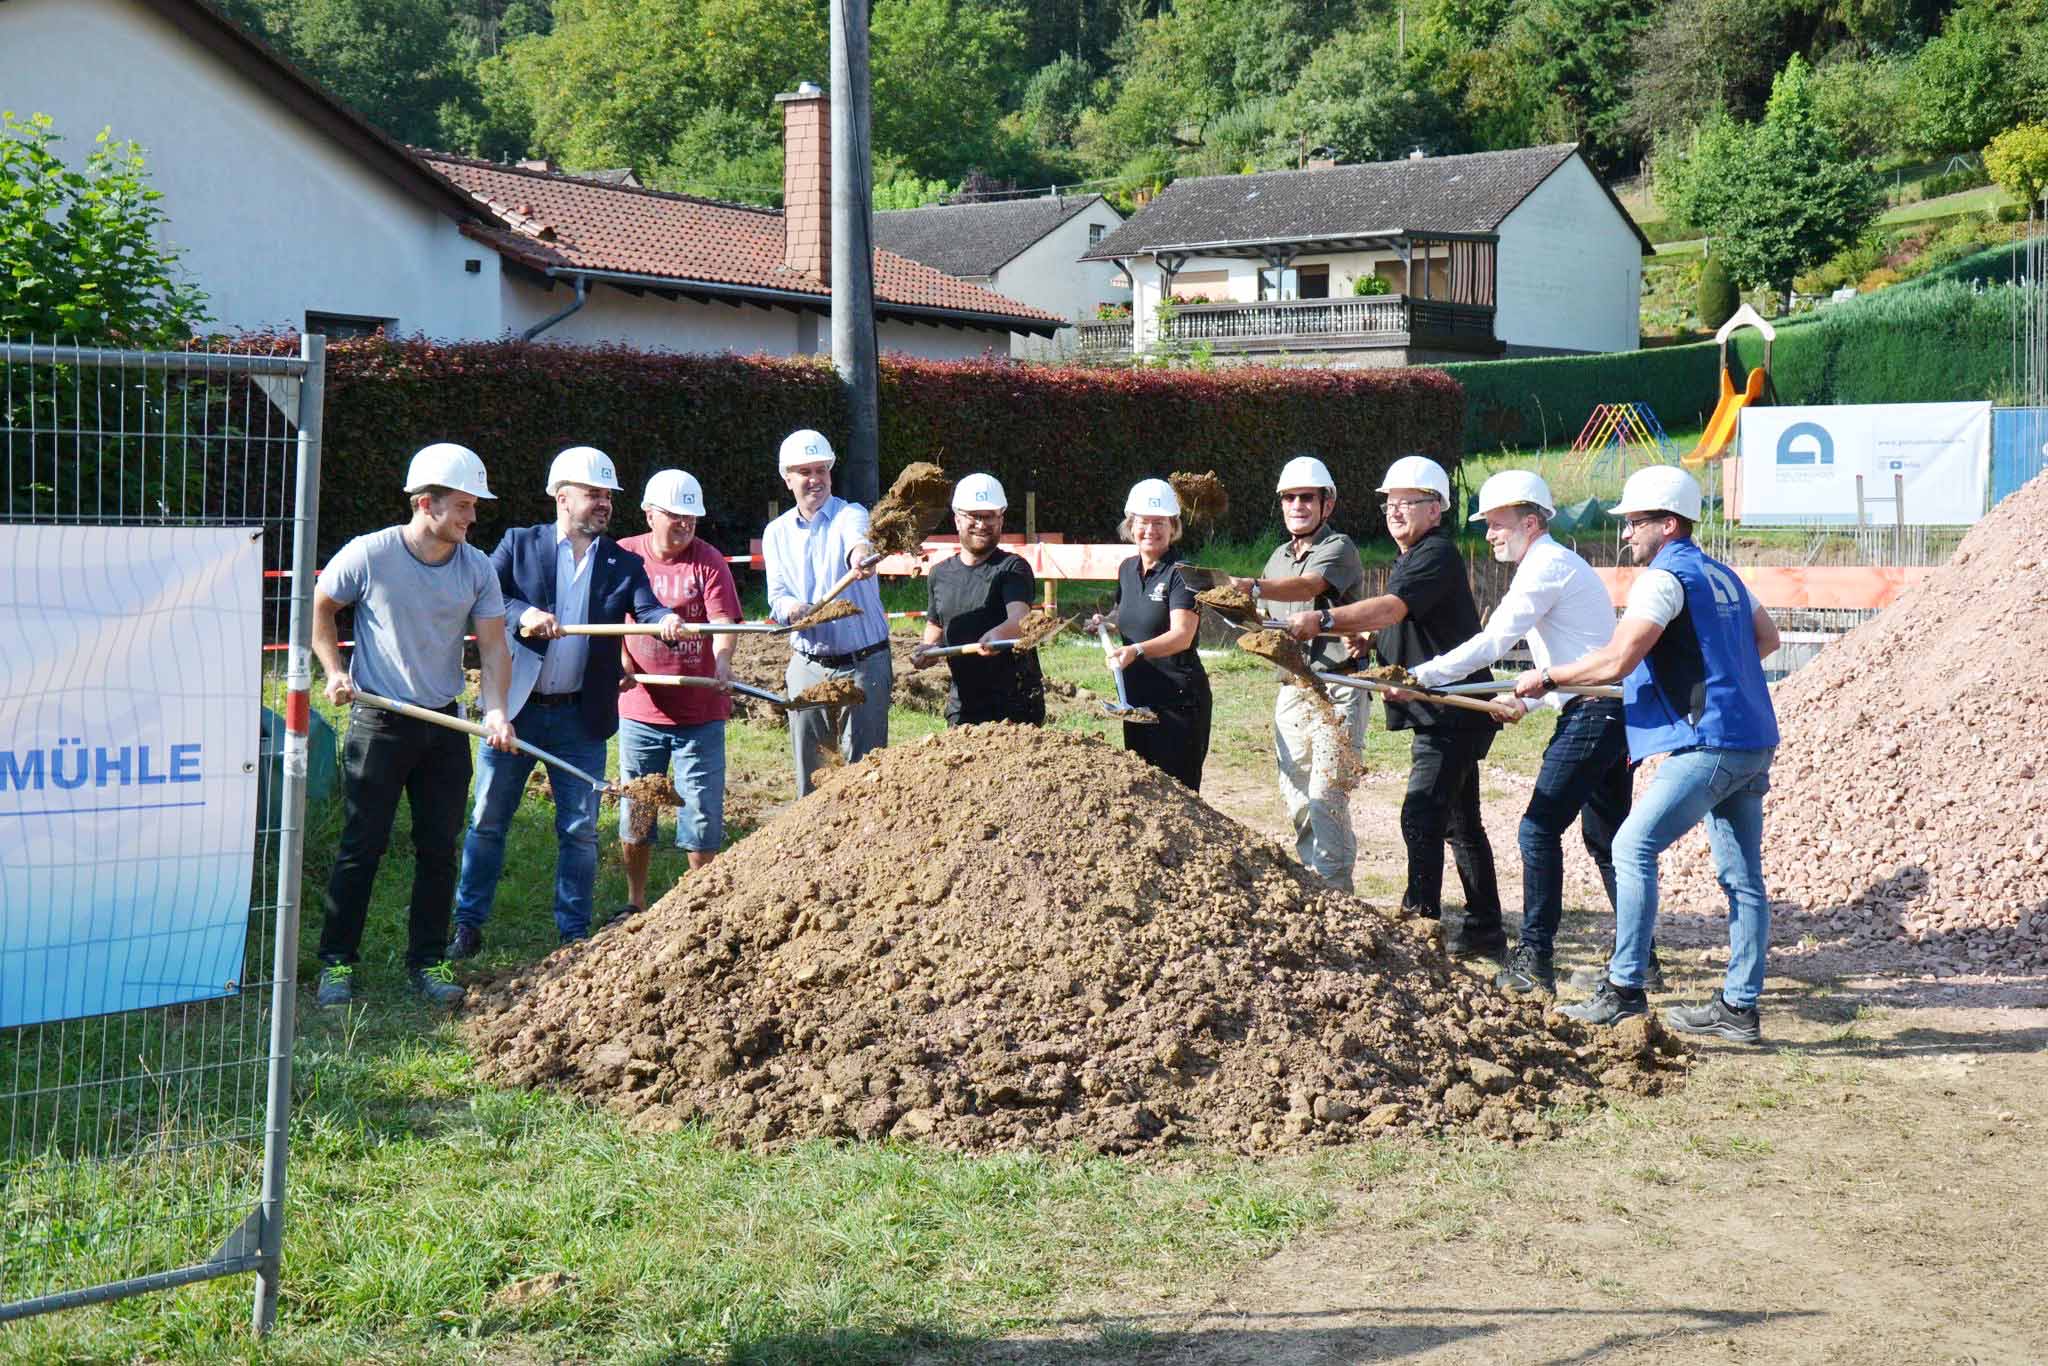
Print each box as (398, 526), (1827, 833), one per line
(1406, 471), (1641, 996)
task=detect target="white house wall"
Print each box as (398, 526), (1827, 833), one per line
(503, 281), (802, 353)
(875, 322), (1009, 360)
(0, 0), (506, 340)
(990, 205), (1130, 360)
(1494, 156), (1642, 354)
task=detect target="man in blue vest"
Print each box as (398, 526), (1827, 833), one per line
(449, 445), (685, 957)
(1514, 466), (1780, 1043)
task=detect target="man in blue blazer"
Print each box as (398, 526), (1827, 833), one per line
(449, 445), (685, 956)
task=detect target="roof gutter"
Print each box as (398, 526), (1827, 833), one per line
(525, 266), (1061, 337)
(1080, 226), (1503, 263)
(520, 273), (588, 340)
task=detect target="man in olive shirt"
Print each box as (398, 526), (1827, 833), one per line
(1231, 455), (1366, 890)
(1287, 454), (1506, 957)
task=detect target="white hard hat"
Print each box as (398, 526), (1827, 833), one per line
(1611, 465), (1703, 522)
(1275, 455), (1336, 494)
(546, 445), (622, 495)
(1124, 477), (1181, 517)
(403, 442), (495, 499)
(952, 472), (1007, 512)
(643, 468), (706, 517)
(778, 428), (836, 472)
(1470, 469), (1555, 521)
(1375, 455), (1451, 504)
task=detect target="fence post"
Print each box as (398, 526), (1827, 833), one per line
(252, 334), (324, 1335)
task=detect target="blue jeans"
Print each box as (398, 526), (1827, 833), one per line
(617, 716), (726, 852)
(1517, 698), (1631, 958)
(1610, 746), (1776, 1008)
(453, 701), (606, 941)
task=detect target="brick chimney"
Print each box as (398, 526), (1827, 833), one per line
(778, 81), (830, 283)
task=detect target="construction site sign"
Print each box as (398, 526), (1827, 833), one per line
(1737, 402), (1991, 525)
(0, 526), (263, 1029)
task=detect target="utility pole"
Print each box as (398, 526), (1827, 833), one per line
(831, 0), (881, 506)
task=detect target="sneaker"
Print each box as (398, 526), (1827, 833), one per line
(409, 961), (465, 1008)
(1665, 991), (1762, 1044)
(315, 963), (354, 1008)
(1558, 979), (1648, 1027)
(446, 923), (484, 962)
(1494, 943), (1556, 996)
(611, 903), (643, 925)
(1568, 947), (1666, 993)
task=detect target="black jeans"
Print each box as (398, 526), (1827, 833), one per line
(1126, 695), (1212, 791)
(1517, 698), (1632, 958)
(318, 704), (472, 971)
(1401, 727), (1503, 929)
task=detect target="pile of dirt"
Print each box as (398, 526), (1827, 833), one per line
(1657, 472), (2048, 970)
(466, 725), (1685, 1154)
(867, 462), (953, 554)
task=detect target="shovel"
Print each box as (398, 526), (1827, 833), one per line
(805, 552), (885, 617)
(1176, 563), (1235, 591)
(351, 691), (622, 794)
(1422, 678), (1622, 700)
(1095, 622), (1159, 724)
(629, 673), (838, 713)
(542, 621), (792, 637)
(917, 639), (1020, 660)
(1313, 671), (1511, 717)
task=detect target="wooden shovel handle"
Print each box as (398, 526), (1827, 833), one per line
(803, 552), (884, 619)
(350, 691), (616, 791)
(1315, 673), (1510, 716)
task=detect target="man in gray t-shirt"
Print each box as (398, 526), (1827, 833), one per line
(310, 443), (516, 1009)
(1230, 456), (1367, 891)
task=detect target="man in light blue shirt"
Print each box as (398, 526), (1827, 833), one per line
(763, 429), (890, 795)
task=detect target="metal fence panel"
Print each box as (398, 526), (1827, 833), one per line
(1, 336), (323, 1334)
(1992, 406), (2048, 507)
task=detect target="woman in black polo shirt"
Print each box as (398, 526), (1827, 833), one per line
(1102, 478), (1211, 789)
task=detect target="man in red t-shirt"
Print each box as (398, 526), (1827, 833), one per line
(615, 469), (741, 913)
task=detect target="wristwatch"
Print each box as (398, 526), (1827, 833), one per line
(1538, 668), (1556, 693)
(1317, 608), (1336, 632)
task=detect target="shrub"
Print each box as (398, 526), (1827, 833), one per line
(1858, 266), (1904, 291)
(1696, 255), (1739, 330)
(1350, 273), (1391, 296)
(242, 339), (1465, 559)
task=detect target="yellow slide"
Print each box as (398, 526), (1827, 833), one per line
(1680, 303), (1775, 471)
(1682, 363), (1767, 470)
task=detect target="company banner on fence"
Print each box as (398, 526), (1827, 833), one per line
(0, 526), (262, 1029)
(1738, 402), (1990, 525)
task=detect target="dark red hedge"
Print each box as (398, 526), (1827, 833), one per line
(275, 337), (1464, 559)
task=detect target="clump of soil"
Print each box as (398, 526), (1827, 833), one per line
(1011, 608), (1074, 652)
(794, 678), (866, 708)
(616, 773), (683, 841)
(867, 462), (953, 555)
(1237, 629), (1327, 698)
(1656, 471), (2048, 970)
(788, 598), (862, 631)
(1169, 470), (1229, 526)
(1353, 663), (1421, 687)
(1196, 585), (1260, 627)
(466, 725), (1685, 1154)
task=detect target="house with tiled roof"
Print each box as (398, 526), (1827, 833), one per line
(874, 195), (1128, 359)
(0, 0), (1060, 357)
(1079, 145), (1651, 365)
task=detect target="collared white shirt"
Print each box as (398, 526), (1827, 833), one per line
(534, 527), (596, 695)
(762, 495), (887, 656)
(1412, 533), (1616, 711)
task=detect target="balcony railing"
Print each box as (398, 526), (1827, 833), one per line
(1078, 295), (1499, 357)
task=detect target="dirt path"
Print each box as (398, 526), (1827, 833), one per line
(962, 758), (2048, 1363)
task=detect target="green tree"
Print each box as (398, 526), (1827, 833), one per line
(1696, 252), (1739, 328)
(872, 0), (1032, 181)
(1985, 121), (2048, 204)
(0, 114), (209, 342)
(1020, 52), (1095, 149)
(1660, 55), (1882, 306)
(1903, 1), (2026, 154)
(234, 0), (477, 148)
(1282, 30), (1463, 163)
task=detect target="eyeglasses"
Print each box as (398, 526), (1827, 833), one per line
(1279, 491), (1324, 504)
(1623, 514), (1669, 530)
(1379, 497), (1437, 513)
(956, 511), (1001, 525)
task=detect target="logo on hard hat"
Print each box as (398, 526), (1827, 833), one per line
(1776, 422), (1833, 468)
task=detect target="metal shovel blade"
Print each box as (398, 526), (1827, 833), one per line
(1096, 620), (1160, 724)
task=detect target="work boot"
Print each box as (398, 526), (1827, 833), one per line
(1494, 943), (1556, 996)
(446, 923), (484, 961)
(1443, 914), (1507, 965)
(1558, 979), (1648, 1028)
(409, 961), (465, 1008)
(315, 963), (354, 1008)
(1569, 946), (1665, 992)
(1665, 992), (1762, 1044)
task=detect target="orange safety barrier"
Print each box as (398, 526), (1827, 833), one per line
(1593, 564), (1935, 610)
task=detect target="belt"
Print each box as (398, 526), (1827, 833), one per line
(799, 639), (889, 670)
(526, 690), (581, 707)
(1560, 693), (1621, 716)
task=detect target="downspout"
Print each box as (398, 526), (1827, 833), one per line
(520, 272), (588, 340)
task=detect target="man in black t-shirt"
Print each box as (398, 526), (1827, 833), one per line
(1287, 455), (1508, 960)
(910, 473), (1045, 725)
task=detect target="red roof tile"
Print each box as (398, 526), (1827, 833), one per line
(419, 154), (1063, 331)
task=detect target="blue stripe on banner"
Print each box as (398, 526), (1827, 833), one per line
(1, 800), (209, 819)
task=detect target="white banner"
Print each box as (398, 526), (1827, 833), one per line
(1737, 402), (1990, 525)
(0, 526), (262, 1028)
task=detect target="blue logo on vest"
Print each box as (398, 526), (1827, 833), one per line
(1776, 421), (1833, 467)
